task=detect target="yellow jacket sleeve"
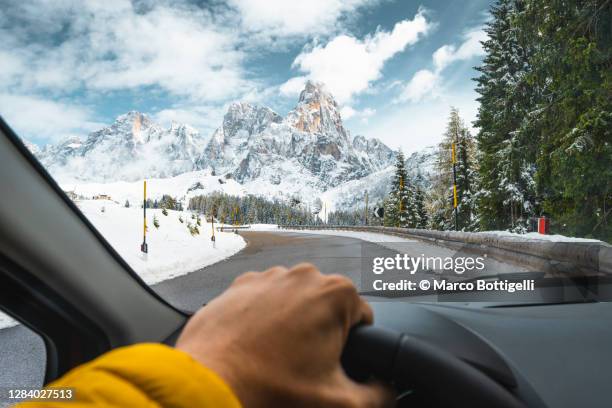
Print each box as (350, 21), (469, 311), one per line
(17, 343), (242, 408)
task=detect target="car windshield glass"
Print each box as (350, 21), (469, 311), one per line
(1, 0), (610, 313)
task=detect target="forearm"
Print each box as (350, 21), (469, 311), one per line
(16, 344), (241, 408)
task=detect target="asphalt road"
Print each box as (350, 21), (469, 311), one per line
(0, 230), (528, 401)
(152, 230), (397, 311)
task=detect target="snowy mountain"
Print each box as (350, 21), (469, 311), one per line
(320, 146), (437, 212)
(22, 81), (450, 212)
(199, 81), (394, 189)
(36, 111), (207, 182)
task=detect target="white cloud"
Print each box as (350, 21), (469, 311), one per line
(85, 6), (248, 101)
(432, 29), (487, 71)
(341, 106), (376, 123)
(279, 76), (308, 98)
(340, 106), (357, 120)
(0, 1), (248, 102)
(153, 105), (227, 138)
(398, 28), (487, 103)
(400, 69), (439, 102)
(0, 93), (103, 143)
(357, 89), (480, 154)
(281, 9), (432, 104)
(229, 0), (377, 40)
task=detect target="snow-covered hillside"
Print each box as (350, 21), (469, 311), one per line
(60, 169), (324, 209)
(76, 200), (246, 284)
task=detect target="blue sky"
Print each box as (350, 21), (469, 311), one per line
(0, 0), (492, 153)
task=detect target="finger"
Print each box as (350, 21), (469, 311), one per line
(232, 271), (259, 285)
(288, 262), (322, 279)
(263, 265), (288, 276)
(323, 275), (372, 333)
(351, 380), (396, 408)
(358, 298), (374, 326)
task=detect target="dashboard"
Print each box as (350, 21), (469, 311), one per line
(365, 298), (612, 407)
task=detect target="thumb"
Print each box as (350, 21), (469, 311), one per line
(351, 380), (396, 408)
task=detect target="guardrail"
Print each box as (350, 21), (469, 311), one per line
(217, 225), (252, 232)
(278, 225), (612, 276)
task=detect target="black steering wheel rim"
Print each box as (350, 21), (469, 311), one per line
(342, 325), (526, 408)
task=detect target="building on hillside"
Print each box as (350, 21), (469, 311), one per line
(93, 194), (111, 200)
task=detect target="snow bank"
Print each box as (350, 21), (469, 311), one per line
(77, 200), (245, 284)
(0, 200), (246, 330)
(250, 224), (281, 231)
(282, 228), (415, 243)
(479, 231), (602, 243)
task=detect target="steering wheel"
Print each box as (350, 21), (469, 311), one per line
(342, 326), (526, 408)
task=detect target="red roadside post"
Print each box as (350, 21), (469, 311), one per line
(538, 216), (549, 235)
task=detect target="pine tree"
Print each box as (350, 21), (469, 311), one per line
(153, 214), (160, 229)
(384, 152), (411, 227)
(474, 0), (537, 232)
(162, 207), (168, 216)
(518, 0), (611, 240)
(124, 200), (130, 208)
(430, 108), (478, 231)
(414, 186), (428, 228)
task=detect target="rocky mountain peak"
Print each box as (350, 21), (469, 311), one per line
(287, 81), (347, 139)
(222, 102), (282, 141)
(110, 111), (156, 144)
(298, 80), (335, 105)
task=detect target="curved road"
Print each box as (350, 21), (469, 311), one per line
(0, 230), (527, 401)
(152, 230), (396, 311)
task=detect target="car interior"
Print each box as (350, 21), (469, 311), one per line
(3, 111), (612, 408)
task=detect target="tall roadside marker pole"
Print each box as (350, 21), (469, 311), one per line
(141, 180), (148, 253)
(365, 190), (368, 225)
(398, 177), (403, 228)
(324, 202), (327, 225)
(211, 208), (216, 242)
(451, 140), (458, 231)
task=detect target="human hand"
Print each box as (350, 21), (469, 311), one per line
(176, 263), (394, 407)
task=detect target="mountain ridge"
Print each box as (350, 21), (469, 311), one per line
(22, 81), (434, 210)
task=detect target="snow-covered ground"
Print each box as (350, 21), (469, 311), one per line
(0, 200), (246, 330)
(271, 227), (416, 244)
(77, 200), (245, 284)
(252, 225), (603, 244)
(479, 231), (603, 243)
(60, 171), (245, 207)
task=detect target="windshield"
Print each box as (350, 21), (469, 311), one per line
(0, 0), (610, 314)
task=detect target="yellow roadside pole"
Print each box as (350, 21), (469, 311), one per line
(451, 142), (458, 231)
(398, 177), (403, 228)
(211, 209), (216, 242)
(365, 191), (369, 226)
(233, 206), (239, 233)
(140, 180), (148, 253)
